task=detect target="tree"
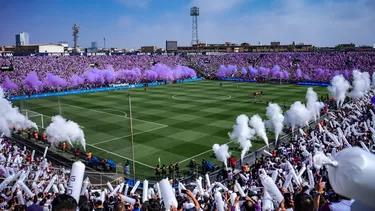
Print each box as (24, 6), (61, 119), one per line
(334, 44), (344, 52)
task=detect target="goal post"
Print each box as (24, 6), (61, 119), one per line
(23, 109), (46, 128)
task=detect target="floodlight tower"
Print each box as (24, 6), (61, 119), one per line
(190, 7), (199, 49)
(72, 24), (79, 52)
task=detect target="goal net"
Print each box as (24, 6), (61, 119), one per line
(22, 109), (48, 129)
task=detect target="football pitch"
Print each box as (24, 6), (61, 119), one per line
(14, 80), (327, 180)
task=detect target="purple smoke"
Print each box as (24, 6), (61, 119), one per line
(44, 73), (67, 87)
(70, 75), (85, 87)
(315, 68), (324, 78)
(333, 70), (340, 78)
(83, 68), (119, 84)
(344, 70), (350, 79)
(172, 66), (197, 80)
(180, 66), (197, 78)
(272, 65), (281, 78)
(241, 67), (247, 75)
(84, 68), (104, 84)
(296, 69), (303, 78)
(216, 65), (238, 78)
(116, 68), (142, 82)
(184, 66), (197, 78)
(283, 71), (290, 79)
(324, 69), (331, 79)
(303, 74), (310, 80)
(101, 69), (117, 83)
(24, 72), (43, 90)
(1, 77), (19, 91)
(259, 67), (270, 76)
(249, 66), (258, 76)
(227, 65), (237, 74)
(144, 70), (158, 81)
(216, 65), (230, 77)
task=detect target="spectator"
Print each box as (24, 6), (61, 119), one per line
(51, 194), (77, 211)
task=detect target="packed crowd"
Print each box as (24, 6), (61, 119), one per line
(1, 52), (375, 95)
(0, 55), (193, 96)
(189, 52), (375, 80)
(0, 135), (73, 210)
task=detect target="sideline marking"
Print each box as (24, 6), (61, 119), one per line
(60, 103), (168, 127)
(172, 94), (232, 100)
(92, 125), (168, 146)
(86, 144), (155, 169)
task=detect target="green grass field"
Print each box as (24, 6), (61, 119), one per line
(13, 80), (327, 181)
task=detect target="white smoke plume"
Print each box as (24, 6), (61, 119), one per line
(249, 114), (269, 147)
(228, 114), (255, 161)
(212, 144), (230, 168)
(46, 115), (86, 151)
(328, 75), (351, 108)
(306, 87), (324, 121)
(265, 103), (284, 145)
(349, 70), (370, 101)
(0, 88), (38, 136)
(285, 101), (311, 130)
(363, 72), (371, 91)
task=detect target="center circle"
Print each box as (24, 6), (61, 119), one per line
(99, 108), (128, 117)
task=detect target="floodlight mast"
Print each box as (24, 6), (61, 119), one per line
(190, 7), (199, 52)
(72, 24), (79, 52)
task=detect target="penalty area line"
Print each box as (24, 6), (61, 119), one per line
(92, 125), (168, 146)
(61, 103), (168, 127)
(86, 144), (155, 169)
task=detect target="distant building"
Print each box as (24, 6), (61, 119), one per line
(177, 42), (313, 53)
(91, 42), (98, 49)
(15, 32), (29, 46)
(58, 41), (69, 52)
(87, 42), (98, 53)
(58, 41), (69, 47)
(166, 41), (177, 52)
(356, 46), (375, 52)
(13, 44), (64, 54)
(141, 46), (156, 53)
(1, 46), (16, 53)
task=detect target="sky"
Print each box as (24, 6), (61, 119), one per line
(1, 0), (374, 49)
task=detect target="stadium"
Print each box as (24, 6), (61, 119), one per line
(1, 1), (375, 211)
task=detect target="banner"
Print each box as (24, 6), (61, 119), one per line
(296, 82), (331, 87)
(221, 78), (257, 82)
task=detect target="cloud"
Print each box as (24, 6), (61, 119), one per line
(110, 0), (374, 48)
(116, 0), (150, 8)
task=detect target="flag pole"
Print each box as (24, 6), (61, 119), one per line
(128, 89), (136, 181)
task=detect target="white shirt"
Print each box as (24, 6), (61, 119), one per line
(329, 199), (354, 211)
